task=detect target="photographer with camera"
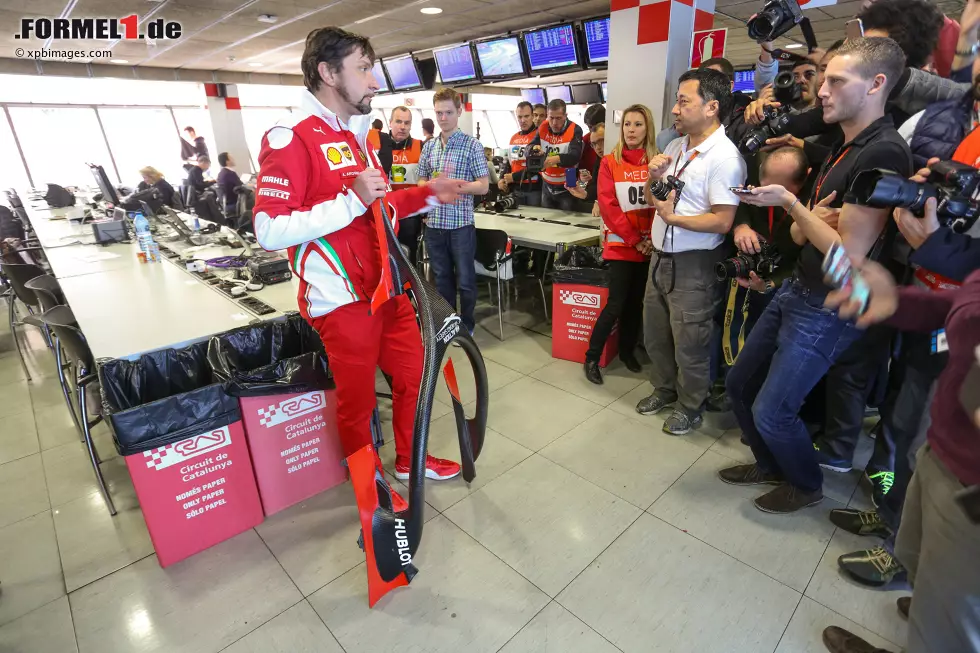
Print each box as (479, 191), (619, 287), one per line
(719, 38), (913, 514)
(498, 101), (542, 207)
(526, 98), (584, 211)
(634, 68), (746, 435)
(566, 122), (603, 215)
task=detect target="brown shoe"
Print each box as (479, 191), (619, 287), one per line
(822, 626), (895, 653)
(718, 463), (784, 486)
(897, 596), (911, 620)
(754, 484), (823, 514)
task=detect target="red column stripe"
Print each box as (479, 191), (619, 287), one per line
(204, 83), (219, 98)
(225, 97), (241, 110)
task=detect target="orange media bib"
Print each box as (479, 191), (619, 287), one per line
(390, 139), (422, 189)
(538, 121), (577, 186)
(508, 130), (538, 177)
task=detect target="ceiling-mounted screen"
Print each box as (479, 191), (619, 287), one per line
(583, 17), (610, 65)
(475, 36), (527, 79)
(544, 85), (571, 103)
(521, 88), (546, 104)
(570, 83), (602, 105)
(433, 44), (480, 84)
(383, 55), (423, 92)
(372, 61), (389, 93)
(733, 69), (755, 93)
(601, 81), (607, 101)
(523, 23), (580, 72)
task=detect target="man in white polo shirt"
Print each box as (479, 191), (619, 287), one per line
(637, 68), (747, 435)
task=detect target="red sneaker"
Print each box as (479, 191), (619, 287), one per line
(394, 455), (461, 481)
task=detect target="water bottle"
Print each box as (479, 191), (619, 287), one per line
(133, 212), (158, 262)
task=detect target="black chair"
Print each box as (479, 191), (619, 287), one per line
(33, 305), (115, 515)
(474, 229), (513, 340)
(171, 190), (185, 212)
(0, 261), (45, 381)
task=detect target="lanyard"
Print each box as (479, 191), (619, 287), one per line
(767, 207), (787, 237)
(811, 146), (851, 209)
(672, 149), (699, 180)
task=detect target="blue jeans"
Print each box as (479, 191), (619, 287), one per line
(726, 281), (862, 493)
(424, 224), (477, 332)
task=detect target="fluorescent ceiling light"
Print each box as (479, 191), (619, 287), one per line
(784, 44), (804, 49)
(420, 7), (443, 14)
(110, 59), (129, 63)
(249, 62), (264, 67)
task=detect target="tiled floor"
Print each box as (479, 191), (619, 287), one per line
(0, 289), (909, 653)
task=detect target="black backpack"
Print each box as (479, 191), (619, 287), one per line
(44, 184), (75, 208)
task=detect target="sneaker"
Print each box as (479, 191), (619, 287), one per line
(705, 390), (732, 413)
(828, 508), (892, 538)
(620, 354), (642, 373)
(822, 626), (896, 653)
(866, 470), (894, 508)
(814, 442), (853, 473)
(754, 484), (823, 514)
(838, 546), (906, 587)
(662, 409), (702, 435)
(717, 463), (784, 486)
(583, 359), (603, 385)
(394, 454), (461, 481)
(636, 391), (677, 416)
(897, 596), (911, 620)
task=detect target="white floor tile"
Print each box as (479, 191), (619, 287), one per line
(310, 515), (549, 653)
(708, 429), (755, 464)
(0, 381), (31, 420)
(41, 441), (130, 509)
(804, 529), (910, 646)
(28, 374), (70, 410)
(558, 514), (800, 653)
(499, 601), (620, 653)
(222, 600), (343, 653)
(540, 409), (704, 509)
(476, 327), (556, 375)
(0, 409), (39, 465)
(0, 512), (65, 627)
(434, 349), (523, 407)
(485, 376), (604, 451)
(0, 356), (28, 387)
(33, 403), (80, 452)
(0, 597), (77, 653)
(445, 455), (640, 596)
(607, 384), (724, 449)
(775, 597), (901, 653)
(531, 359), (644, 406)
(0, 454), (50, 529)
(650, 451), (841, 592)
(70, 530), (302, 653)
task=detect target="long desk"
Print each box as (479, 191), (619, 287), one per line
(474, 207), (601, 251)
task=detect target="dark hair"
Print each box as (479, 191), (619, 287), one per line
(678, 68), (733, 122)
(217, 152), (230, 167)
(547, 98), (567, 113)
(421, 117), (435, 134)
(699, 57), (734, 81)
(516, 101), (533, 113)
(533, 103), (547, 112)
(301, 27), (375, 94)
(791, 59), (816, 71)
(183, 126), (195, 133)
(372, 118), (383, 129)
(857, 0), (942, 69)
(584, 104), (606, 129)
(761, 146), (809, 186)
(834, 37), (907, 93)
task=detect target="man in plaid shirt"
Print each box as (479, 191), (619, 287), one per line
(417, 88), (490, 334)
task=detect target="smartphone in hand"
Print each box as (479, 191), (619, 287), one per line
(565, 167), (578, 188)
(821, 242), (872, 314)
(729, 186), (753, 195)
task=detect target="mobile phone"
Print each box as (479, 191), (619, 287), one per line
(565, 167), (578, 188)
(821, 242), (871, 314)
(845, 18), (864, 40)
(729, 186), (753, 194)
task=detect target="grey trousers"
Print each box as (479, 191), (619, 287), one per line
(895, 445), (980, 653)
(642, 246), (724, 415)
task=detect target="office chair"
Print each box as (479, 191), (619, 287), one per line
(32, 305), (116, 515)
(474, 228), (513, 340)
(0, 261), (45, 381)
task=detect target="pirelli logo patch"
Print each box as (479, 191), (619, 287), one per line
(321, 142), (357, 171)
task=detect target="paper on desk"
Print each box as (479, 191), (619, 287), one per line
(75, 251), (121, 263)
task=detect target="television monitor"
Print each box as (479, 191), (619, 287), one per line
(601, 81), (607, 101)
(475, 36), (527, 80)
(523, 23), (580, 73)
(383, 55), (423, 92)
(372, 61), (390, 93)
(583, 16), (610, 66)
(544, 85), (571, 103)
(733, 69), (755, 93)
(570, 83), (602, 105)
(433, 44), (480, 84)
(521, 88), (546, 105)
(87, 163), (119, 205)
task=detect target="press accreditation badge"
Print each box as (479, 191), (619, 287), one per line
(931, 329), (948, 354)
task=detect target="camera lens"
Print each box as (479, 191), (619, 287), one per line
(650, 180), (671, 202)
(850, 170), (936, 213)
(747, 9), (780, 41)
(741, 128), (771, 154)
(715, 255), (753, 280)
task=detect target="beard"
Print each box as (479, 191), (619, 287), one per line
(339, 83), (372, 115)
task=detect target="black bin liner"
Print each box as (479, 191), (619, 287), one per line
(552, 267), (610, 287)
(99, 341), (241, 456)
(207, 313), (333, 397)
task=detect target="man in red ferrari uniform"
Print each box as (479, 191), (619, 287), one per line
(252, 27), (466, 499)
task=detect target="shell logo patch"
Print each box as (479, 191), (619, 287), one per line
(321, 142), (357, 170)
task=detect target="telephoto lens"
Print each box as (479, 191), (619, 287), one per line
(715, 254), (754, 280)
(492, 194), (519, 213)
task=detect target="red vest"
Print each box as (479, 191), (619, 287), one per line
(538, 121), (577, 186)
(389, 139), (422, 190)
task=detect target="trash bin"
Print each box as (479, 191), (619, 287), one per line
(551, 265), (618, 367)
(208, 314), (347, 516)
(99, 342), (263, 568)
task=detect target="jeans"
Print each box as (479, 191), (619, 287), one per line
(514, 188), (541, 207)
(540, 187), (577, 211)
(726, 281), (862, 493)
(424, 224), (477, 332)
(586, 259), (649, 362)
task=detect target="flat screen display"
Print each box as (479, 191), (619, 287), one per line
(601, 81), (607, 101)
(733, 69), (755, 93)
(570, 83), (602, 105)
(521, 88), (546, 104)
(544, 85), (571, 103)
(583, 17), (610, 64)
(383, 56), (422, 91)
(372, 61), (389, 93)
(524, 24), (580, 71)
(475, 37), (526, 78)
(434, 44), (479, 83)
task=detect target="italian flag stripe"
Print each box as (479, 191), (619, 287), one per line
(316, 237), (360, 302)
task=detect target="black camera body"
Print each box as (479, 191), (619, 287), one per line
(850, 161), (980, 234)
(747, 0), (804, 42)
(740, 71), (800, 154)
(650, 175), (685, 202)
(716, 240), (783, 280)
(525, 149), (546, 176)
(492, 194), (520, 213)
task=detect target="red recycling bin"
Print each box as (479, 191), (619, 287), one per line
(125, 421), (264, 567)
(551, 274), (618, 367)
(239, 389), (348, 515)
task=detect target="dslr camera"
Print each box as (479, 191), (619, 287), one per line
(849, 161), (980, 234)
(747, 0), (805, 42)
(740, 71), (801, 154)
(492, 193), (520, 213)
(650, 175), (685, 202)
(525, 148), (546, 176)
(715, 238), (782, 280)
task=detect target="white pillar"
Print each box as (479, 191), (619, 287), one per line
(204, 83), (254, 174)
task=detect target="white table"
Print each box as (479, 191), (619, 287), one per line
(474, 211), (600, 251)
(492, 205), (602, 229)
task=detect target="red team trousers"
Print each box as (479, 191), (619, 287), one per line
(310, 294), (421, 465)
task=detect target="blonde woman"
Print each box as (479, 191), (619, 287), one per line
(121, 166), (176, 213)
(584, 104), (658, 385)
